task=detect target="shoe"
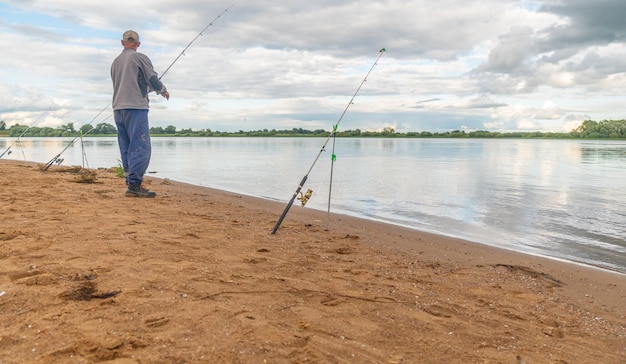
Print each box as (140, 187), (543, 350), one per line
(125, 185), (156, 198)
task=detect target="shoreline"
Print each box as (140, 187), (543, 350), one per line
(152, 167), (622, 278)
(1, 159), (624, 363)
(293, 207), (626, 276)
(156, 173), (626, 276)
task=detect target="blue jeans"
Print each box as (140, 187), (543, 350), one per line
(114, 109), (151, 187)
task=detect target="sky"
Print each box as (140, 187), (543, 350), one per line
(0, 0), (624, 133)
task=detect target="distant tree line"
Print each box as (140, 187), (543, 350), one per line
(2, 119), (625, 139)
(1, 122), (117, 137)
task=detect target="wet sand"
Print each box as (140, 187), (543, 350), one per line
(0, 159), (624, 363)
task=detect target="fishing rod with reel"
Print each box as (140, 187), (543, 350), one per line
(271, 48), (386, 234)
(42, 105), (110, 170)
(0, 100), (25, 158)
(0, 107), (51, 159)
(42, 5), (234, 171)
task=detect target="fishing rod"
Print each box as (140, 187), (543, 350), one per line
(160, 5), (234, 80)
(42, 105), (110, 170)
(0, 108), (51, 159)
(80, 129), (90, 169)
(326, 50), (387, 228)
(271, 48), (386, 234)
(0, 100), (23, 158)
(42, 5), (234, 170)
(6, 99), (20, 114)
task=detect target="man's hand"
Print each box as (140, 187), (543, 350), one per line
(161, 91), (170, 100)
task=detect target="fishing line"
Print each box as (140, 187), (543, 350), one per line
(42, 5), (234, 170)
(271, 48), (386, 234)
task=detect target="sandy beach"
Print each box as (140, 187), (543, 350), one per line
(0, 159), (624, 363)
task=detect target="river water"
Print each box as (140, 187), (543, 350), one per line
(2, 137), (625, 273)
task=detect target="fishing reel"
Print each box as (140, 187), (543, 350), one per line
(297, 189), (313, 207)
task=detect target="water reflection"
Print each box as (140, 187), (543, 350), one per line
(1, 137), (625, 272)
(580, 142), (626, 163)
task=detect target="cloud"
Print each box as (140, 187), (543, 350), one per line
(472, 0), (626, 97)
(0, 0), (625, 134)
(474, 26), (536, 75)
(459, 97), (508, 109)
(539, 0), (625, 43)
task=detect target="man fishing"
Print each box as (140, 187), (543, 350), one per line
(111, 30), (170, 198)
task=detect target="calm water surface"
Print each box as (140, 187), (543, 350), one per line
(2, 137), (625, 273)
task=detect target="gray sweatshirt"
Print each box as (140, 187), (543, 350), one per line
(111, 48), (167, 110)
